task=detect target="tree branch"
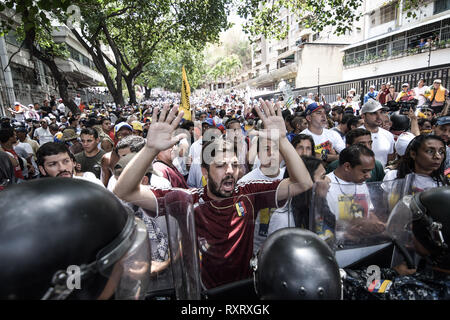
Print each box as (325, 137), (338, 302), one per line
(3, 39), (25, 72)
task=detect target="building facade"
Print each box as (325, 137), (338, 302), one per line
(342, 0), (450, 81)
(0, 10), (111, 116)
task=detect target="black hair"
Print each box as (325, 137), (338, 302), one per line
(0, 127), (15, 143)
(283, 156), (334, 229)
(36, 142), (72, 167)
(180, 120), (194, 130)
(340, 113), (355, 125)
(289, 116), (305, 130)
(225, 118), (240, 129)
(346, 116), (362, 132)
(339, 144), (375, 167)
(345, 128), (371, 146)
(80, 127), (99, 139)
(397, 134), (448, 185)
(291, 134), (315, 152)
(418, 118), (432, 130)
(331, 106), (344, 114)
(282, 109), (292, 120)
(68, 117), (78, 125)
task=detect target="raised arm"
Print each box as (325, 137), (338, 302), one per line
(255, 99), (313, 202)
(113, 105), (185, 212)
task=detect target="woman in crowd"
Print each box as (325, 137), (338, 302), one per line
(385, 84), (398, 103)
(383, 134), (448, 191)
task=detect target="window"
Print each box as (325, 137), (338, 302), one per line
(434, 0), (450, 14)
(380, 3), (397, 24)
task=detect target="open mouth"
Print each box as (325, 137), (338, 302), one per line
(221, 179), (235, 192)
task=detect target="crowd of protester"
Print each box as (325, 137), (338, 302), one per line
(0, 77), (449, 293)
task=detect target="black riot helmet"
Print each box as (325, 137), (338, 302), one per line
(390, 111), (410, 132)
(252, 228), (342, 300)
(411, 186), (450, 269)
(0, 178), (151, 300)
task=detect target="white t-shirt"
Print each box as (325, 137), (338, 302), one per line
(107, 173), (171, 192)
(326, 171), (373, 221)
(360, 126), (394, 167)
(57, 103), (66, 115)
(74, 172), (105, 187)
(301, 128), (346, 156)
(187, 139), (203, 188)
(238, 166), (286, 255)
(383, 170), (442, 193)
(413, 86), (429, 107)
(33, 127), (54, 146)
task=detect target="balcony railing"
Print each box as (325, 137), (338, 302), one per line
(344, 18), (450, 67)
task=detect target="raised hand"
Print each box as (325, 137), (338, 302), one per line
(146, 104), (185, 152)
(254, 98), (287, 139)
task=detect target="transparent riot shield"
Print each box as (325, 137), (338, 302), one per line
(164, 190), (201, 300)
(306, 176), (414, 269)
(163, 185), (292, 299)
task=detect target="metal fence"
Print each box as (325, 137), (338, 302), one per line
(255, 63), (450, 105)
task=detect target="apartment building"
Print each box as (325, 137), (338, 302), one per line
(342, 0), (450, 80)
(220, 6), (364, 94)
(0, 10), (108, 116)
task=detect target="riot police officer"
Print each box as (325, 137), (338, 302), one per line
(343, 186), (450, 300)
(0, 178), (151, 300)
(252, 228), (343, 300)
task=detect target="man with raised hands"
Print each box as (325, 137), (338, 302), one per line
(114, 100), (313, 289)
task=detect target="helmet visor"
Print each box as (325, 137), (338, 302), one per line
(98, 218), (151, 300)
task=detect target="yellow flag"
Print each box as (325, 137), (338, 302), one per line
(180, 66), (191, 120)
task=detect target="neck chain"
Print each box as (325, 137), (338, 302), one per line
(334, 175), (357, 195)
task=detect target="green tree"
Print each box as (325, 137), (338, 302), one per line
(0, 0), (81, 114)
(68, 0), (231, 105)
(136, 43), (207, 95)
(235, 0), (426, 40)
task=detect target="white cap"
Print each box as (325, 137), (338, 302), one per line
(395, 132), (415, 156)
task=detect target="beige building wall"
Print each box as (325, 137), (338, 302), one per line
(296, 44), (347, 88)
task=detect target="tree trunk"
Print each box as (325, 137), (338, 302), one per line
(24, 26), (79, 115)
(71, 29), (125, 107)
(123, 75), (136, 105)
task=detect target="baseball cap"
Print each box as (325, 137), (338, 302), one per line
(369, 85), (376, 89)
(202, 118), (215, 127)
(114, 122), (133, 135)
(14, 125), (28, 132)
(131, 121), (143, 132)
(62, 129), (78, 142)
(433, 79), (442, 84)
(361, 100), (383, 114)
(402, 83), (409, 87)
(436, 116), (450, 126)
(395, 132), (415, 157)
(304, 103), (323, 116)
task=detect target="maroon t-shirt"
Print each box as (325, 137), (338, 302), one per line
(152, 160), (188, 189)
(150, 179), (282, 289)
